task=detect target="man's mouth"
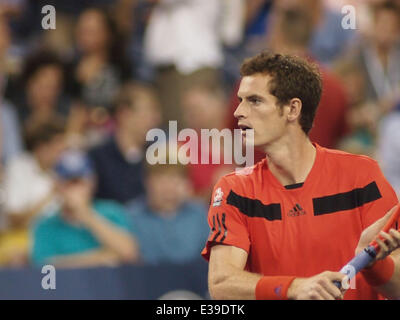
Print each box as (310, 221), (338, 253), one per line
(238, 124), (252, 134)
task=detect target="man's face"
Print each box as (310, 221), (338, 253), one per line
(37, 134), (66, 168)
(76, 9), (109, 53)
(146, 171), (188, 214)
(373, 9), (400, 49)
(28, 65), (63, 107)
(120, 96), (161, 141)
(57, 178), (93, 210)
(182, 89), (226, 130)
(235, 74), (289, 148)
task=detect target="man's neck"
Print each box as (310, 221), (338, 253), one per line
(115, 128), (142, 156)
(264, 134), (316, 187)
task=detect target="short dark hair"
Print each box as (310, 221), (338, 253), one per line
(21, 50), (64, 87)
(112, 82), (159, 115)
(372, 0), (400, 18)
(24, 119), (65, 151)
(240, 52), (322, 134)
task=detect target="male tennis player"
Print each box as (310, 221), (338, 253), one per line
(201, 52), (400, 300)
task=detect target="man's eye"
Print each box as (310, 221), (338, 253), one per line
(249, 98), (260, 104)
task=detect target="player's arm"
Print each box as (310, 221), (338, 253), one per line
(209, 244), (346, 300)
(208, 244), (261, 300)
(356, 206), (400, 299)
(355, 161), (400, 299)
(378, 250), (400, 299)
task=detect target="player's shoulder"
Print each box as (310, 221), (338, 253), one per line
(215, 160), (266, 192)
(321, 145), (380, 171)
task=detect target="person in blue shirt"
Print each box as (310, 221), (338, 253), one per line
(31, 150), (138, 268)
(126, 157), (209, 265)
(89, 83), (161, 204)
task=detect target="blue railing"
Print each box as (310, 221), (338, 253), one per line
(0, 259), (209, 300)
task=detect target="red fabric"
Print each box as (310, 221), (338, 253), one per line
(183, 135), (229, 197)
(309, 69), (349, 148)
(361, 256), (395, 287)
(202, 144), (399, 300)
(256, 276), (296, 300)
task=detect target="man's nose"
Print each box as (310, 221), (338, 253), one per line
(234, 102), (246, 119)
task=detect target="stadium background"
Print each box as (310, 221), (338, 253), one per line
(0, 0), (399, 299)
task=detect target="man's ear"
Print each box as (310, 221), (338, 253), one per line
(287, 98), (302, 122)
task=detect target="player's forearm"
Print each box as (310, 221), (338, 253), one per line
(376, 252), (400, 299)
(209, 263), (262, 300)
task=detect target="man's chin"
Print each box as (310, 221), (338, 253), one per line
(242, 137), (257, 147)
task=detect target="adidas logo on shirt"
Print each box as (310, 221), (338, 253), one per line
(288, 204), (306, 217)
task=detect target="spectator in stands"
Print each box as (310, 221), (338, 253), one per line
(126, 151), (209, 265)
(89, 83), (161, 204)
(3, 120), (65, 227)
(144, 0), (223, 128)
(67, 7), (132, 147)
(337, 1), (400, 105)
(0, 16), (24, 165)
(181, 84), (234, 201)
(334, 61), (377, 156)
(72, 7), (130, 110)
(9, 51), (69, 127)
(32, 149), (138, 268)
(0, 120), (65, 267)
(334, 1), (400, 156)
(269, 0), (356, 65)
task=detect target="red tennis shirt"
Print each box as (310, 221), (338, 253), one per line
(202, 144), (399, 300)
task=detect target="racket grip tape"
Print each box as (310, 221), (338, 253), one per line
(333, 246), (376, 289)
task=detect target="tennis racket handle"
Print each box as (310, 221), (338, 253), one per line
(333, 246), (376, 289)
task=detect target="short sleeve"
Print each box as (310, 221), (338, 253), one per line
(359, 160), (399, 229)
(201, 176), (250, 261)
(31, 219), (57, 266)
(95, 201), (132, 233)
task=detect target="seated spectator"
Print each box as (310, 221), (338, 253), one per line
(89, 83), (161, 204)
(72, 7), (131, 110)
(334, 1), (400, 156)
(3, 120), (65, 227)
(66, 7), (132, 148)
(144, 0), (223, 129)
(0, 120), (65, 267)
(181, 84), (234, 201)
(268, 0), (356, 65)
(126, 154), (209, 265)
(334, 61), (377, 157)
(32, 150), (138, 268)
(10, 50), (70, 127)
(336, 1), (400, 104)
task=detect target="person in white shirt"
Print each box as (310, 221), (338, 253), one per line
(3, 119), (66, 228)
(144, 0), (224, 128)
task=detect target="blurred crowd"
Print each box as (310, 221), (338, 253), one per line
(0, 0), (399, 269)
